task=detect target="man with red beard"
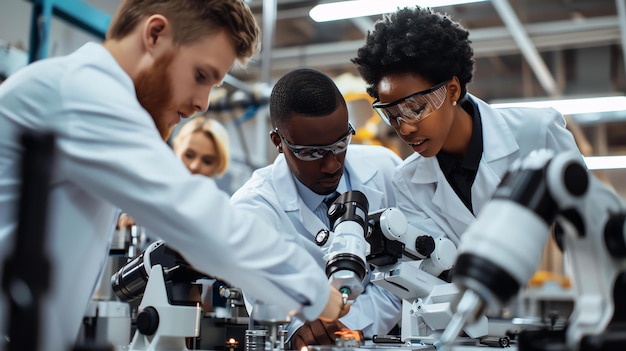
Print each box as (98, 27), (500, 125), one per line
(0, 1), (344, 350)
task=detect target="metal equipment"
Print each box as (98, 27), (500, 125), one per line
(197, 280), (249, 351)
(439, 149), (626, 351)
(249, 300), (291, 351)
(111, 240), (207, 350)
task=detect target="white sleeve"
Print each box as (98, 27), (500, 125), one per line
(544, 109), (584, 159)
(339, 277), (402, 337)
(55, 66), (329, 321)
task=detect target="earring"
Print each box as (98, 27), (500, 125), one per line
(452, 101), (457, 106)
(277, 144), (283, 152)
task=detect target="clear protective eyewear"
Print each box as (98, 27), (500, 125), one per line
(275, 123), (356, 161)
(372, 80), (450, 127)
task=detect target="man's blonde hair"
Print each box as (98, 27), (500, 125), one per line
(173, 116), (230, 176)
(107, 0), (260, 64)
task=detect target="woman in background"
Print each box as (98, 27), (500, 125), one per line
(172, 116), (230, 178)
(117, 116), (230, 228)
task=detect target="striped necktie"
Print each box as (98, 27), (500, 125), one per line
(318, 191), (340, 228)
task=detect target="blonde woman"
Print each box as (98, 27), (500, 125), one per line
(172, 116), (230, 178)
(118, 116), (230, 229)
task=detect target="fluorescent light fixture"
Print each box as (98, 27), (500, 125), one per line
(309, 0), (488, 22)
(584, 156), (626, 170)
(490, 96), (626, 116)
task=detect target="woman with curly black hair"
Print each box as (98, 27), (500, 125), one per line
(352, 6), (582, 246)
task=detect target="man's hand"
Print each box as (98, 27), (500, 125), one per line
(116, 213), (135, 229)
(318, 285), (350, 322)
(290, 319), (348, 350)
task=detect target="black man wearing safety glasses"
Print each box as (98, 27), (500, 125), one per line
(230, 68), (403, 350)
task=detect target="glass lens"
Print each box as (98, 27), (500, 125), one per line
(278, 124), (355, 161)
(292, 133), (352, 161)
(373, 82), (448, 127)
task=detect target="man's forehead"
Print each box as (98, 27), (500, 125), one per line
(286, 118), (349, 143)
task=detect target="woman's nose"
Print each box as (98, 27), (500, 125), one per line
(189, 159), (201, 173)
(397, 119), (418, 136)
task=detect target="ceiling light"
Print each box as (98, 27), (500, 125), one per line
(584, 156), (626, 170)
(490, 96), (626, 116)
(309, 0), (488, 23)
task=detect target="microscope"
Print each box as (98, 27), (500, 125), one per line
(439, 149), (626, 351)
(111, 240), (207, 351)
(324, 190), (371, 305)
(240, 191), (373, 351)
(365, 207), (492, 345)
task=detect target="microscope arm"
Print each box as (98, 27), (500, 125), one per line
(367, 207), (457, 283)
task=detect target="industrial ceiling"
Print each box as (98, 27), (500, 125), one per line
(235, 0), (626, 194)
(239, 0), (624, 103)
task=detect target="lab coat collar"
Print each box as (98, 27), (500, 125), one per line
(408, 94), (520, 229)
(271, 155), (301, 212)
(294, 171), (349, 211)
(472, 94), (519, 163)
(344, 150), (384, 210)
(271, 149), (384, 215)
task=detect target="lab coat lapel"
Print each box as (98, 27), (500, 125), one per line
(470, 96), (520, 216)
(271, 155), (331, 239)
(408, 157), (474, 235)
(431, 165), (476, 233)
(344, 154), (384, 210)
(271, 155), (300, 212)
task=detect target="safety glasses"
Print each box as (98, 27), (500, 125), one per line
(275, 123), (355, 161)
(372, 80), (450, 127)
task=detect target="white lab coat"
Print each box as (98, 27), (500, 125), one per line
(0, 43), (332, 351)
(394, 94), (583, 246)
(230, 144), (403, 339)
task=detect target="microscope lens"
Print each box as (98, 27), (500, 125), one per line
(111, 253), (149, 301)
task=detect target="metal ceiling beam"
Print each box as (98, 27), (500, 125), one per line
(616, 0), (626, 77)
(26, 0), (110, 62)
(261, 0), (277, 84)
(490, 0), (559, 97)
(248, 16), (621, 73)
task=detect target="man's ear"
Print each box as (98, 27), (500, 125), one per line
(143, 15), (170, 54)
(269, 130), (283, 152)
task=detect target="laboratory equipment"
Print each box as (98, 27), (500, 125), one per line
(439, 149), (626, 351)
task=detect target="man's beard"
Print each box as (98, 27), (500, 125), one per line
(134, 51), (176, 140)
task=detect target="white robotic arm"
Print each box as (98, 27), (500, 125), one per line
(365, 207), (491, 344)
(366, 207), (457, 300)
(439, 149), (626, 351)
